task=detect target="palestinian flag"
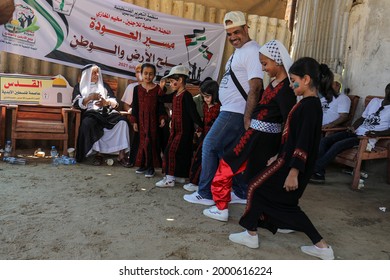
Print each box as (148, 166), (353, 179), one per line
(194, 28), (206, 41)
(198, 43), (208, 53)
(203, 50), (213, 61)
(184, 34), (197, 46)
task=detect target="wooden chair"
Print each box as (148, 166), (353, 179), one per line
(0, 104), (7, 147)
(103, 77), (118, 95)
(8, 104), (80, 156)
(334, 95), (390, 190)
(322, 94), (360, 135)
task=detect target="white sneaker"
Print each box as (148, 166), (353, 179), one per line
(301, 245), (335, 260)
(277, 229), (295, 234)
(183, 183), (198, 192)
(175, 177), (186, 184)
(229, 230), (259, 249)
(155, 177), (175, 188)
(183, 192), (215, 206)
(203, 206), (228, 222)
(230, 191), (247, 204)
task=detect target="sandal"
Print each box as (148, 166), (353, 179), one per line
(117, 158), (133, 168)
(93, 154), (104, 166)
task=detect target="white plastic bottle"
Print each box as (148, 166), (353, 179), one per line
(4, 140), (12, 158)
(50, 146), (58, 165)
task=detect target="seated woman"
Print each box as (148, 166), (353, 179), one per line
(72, 64), (131, 166)
(321, 72), (351, 129)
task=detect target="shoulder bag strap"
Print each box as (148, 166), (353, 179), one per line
(229, 51), (248, 101)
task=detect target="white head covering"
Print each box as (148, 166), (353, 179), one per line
(79, 64), (106, 98)
(259, 39), (292, 82)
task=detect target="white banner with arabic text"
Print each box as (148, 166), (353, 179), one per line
(0, 0), (226, 81)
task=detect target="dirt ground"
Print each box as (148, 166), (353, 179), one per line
(0, 150), (389, 260)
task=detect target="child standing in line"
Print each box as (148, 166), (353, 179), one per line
(229, 57), (335, 260)
(156, 65), (203, 187)
(130, 63), (167, 178)
(183, 80), (221, 192)
(122, 63), (143, 167)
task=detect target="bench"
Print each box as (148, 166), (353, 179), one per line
(0, 104), (6, 147)
(8, 104), (80, 156)
(334, 95), (390, 190)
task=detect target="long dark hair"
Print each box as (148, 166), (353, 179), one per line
(319, 63), (336, 103)
(200, 80), (220, 104)
(289, 57), (334, 96)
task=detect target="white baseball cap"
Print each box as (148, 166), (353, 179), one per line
(333, 73), (342, 85)
(162, 65), (189, 79)
(223, 11), (246, 29)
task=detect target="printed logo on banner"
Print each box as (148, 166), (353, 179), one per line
(3, 4), (39, 44)
(52, 0), (76, 16)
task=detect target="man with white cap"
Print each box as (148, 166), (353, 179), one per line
(184, 11), (263, 206)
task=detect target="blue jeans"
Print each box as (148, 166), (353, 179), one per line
(315, 131), (359, 176)
(197, 111), (246, 199)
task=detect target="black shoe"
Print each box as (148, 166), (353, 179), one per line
(135, 166), (148, 174)
(310, 173), (325, 184)
(118, 158), (132, 168)
(145, 168), (155, 178)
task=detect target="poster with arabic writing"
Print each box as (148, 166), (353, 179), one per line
(0, 0), (226, 82)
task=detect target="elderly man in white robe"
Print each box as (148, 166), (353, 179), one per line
(72, 64), (131, 166)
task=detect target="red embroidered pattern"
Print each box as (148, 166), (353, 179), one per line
(255, 80), (284, 120)
(233, 128), (254, 156)
(203, 103), (220, 135)
(244, 157), (285, 215)
(282, 102), (300, 144)
(259, 82), (284, 105)
(293, 148), (307, 162)
(256, 109), (268, 121)
(165, 92), (185, 175)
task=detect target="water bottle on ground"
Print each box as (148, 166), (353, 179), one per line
(50, 146), (59, 165)
(59, 155), (76, 165)
(341, 168), (368, 179)
(3, 157), (27, 165)
(4, 140), (12, 158)
(53, 155), (76, 166)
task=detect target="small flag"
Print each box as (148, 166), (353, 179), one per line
(203, 50), (213, 61)
(198, 43), (208, 53)
(184, 34), (197, 46)
(194, 28), (206, 41)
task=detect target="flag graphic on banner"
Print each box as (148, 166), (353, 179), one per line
(184, 34), (197, 46)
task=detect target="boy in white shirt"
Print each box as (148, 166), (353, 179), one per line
(311, 83), (390, 183)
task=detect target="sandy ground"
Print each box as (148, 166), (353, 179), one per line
(0, 150), (390, 260)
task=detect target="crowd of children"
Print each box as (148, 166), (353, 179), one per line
(74, 39), (341, 260)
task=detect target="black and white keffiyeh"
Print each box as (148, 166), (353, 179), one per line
(259, 39), (292, 81)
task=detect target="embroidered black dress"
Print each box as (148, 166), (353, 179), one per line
(188, 102), (221, 185)
(211, 78), (296, 210)
(163, 90), (203, 178)
(239, 96), (324, 244)
(130, 85), (167, 168)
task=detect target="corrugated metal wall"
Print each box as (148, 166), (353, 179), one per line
(290, 0), (353, 75)
(0, 0), (291, 102)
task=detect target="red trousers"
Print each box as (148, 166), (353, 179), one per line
(211, 159), (247, 210)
